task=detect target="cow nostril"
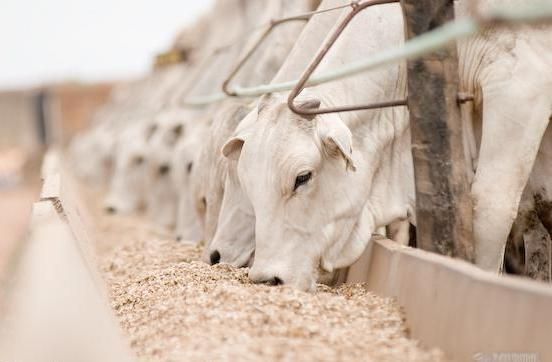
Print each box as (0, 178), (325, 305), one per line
(158, 164), (171, 175)
(105, 206), (116, 214)
(210, 250), (221, 265)
(268, 277), (284, 286)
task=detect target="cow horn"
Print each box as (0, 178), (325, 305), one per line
(296, 98), (321, 112)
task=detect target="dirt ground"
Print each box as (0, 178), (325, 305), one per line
(80, 185), (446, 362)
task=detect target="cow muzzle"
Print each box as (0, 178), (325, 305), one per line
(249, 271), (284, 286)
(249, 261), (316, 291)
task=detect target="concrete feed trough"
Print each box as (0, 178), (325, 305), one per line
(2, 152), (552, 361)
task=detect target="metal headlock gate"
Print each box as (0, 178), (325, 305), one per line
(286, 0), (475, 260)
(183, 0), (552, 262)
(3, 2), (552, 362)
(183, 0), (552, 106)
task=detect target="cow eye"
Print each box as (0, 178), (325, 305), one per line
(146, 124), (157, 141)
(133, 156), (144, 166)
(173, 124), (183, 138)
(293, 171), (312, 191)
(198, 197), (207, 212)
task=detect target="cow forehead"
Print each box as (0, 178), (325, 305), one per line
(247, 112), (314, 157)
(240, 120), (321, 197)
(145, 141), (171, 161)
(122, 141), (144, 156)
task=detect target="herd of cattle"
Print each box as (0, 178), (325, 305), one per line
(69, 0), (552, 290)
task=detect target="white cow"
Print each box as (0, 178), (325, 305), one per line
(102, 62), (198, 217)
(104, 121), (157, 214)
(186, 100), (252, 244)
(68, 73), (176, 189)
(69, 78), (144, 186)
(505, 124), (552, 281)
(173, 113), (212, 242)
(154, 0), (267, 234)
(204, 0), (347, 266)
(144, 110), (190, 229)
(98, 1), (244, 223)
(174, 0), (318, 244)
(222, 1), (552, 290)
(69, 14), (205, 188)
(203, 107), (257, 266)
(69, 120), (118, 186)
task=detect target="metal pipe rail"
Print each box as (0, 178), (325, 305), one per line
(181, 1), (552, 107)
(180, 1), (359, 107)
(221, 17), (310, 97)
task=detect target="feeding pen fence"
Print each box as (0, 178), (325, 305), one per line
(2, 1), (552, 361)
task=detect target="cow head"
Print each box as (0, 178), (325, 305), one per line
(145, 108), (202, 232)
(194, 102), (256, 266)
(221, 94), (374, 291)
(204, 154), (256, 267)
(104, 122), (155, 215)
(70, 122), (116, 185)
(173, 119), (206, 242)
(147, 144), (178, 230)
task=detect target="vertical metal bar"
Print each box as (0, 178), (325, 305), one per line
(401, 0), (474, 261)
(34, 90), (48, 146)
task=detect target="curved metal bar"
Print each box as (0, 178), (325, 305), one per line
(180, 1), (551, 107)
(221, 1), (365, 97)
(222, 17), (309, 96)
(287, 0), (405, 116)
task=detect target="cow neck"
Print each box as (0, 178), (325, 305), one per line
(270, 0), (348, 84)
(233, 0), (314, 90)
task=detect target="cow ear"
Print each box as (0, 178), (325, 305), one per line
(221, 135), (246, 161)
(317, 117), (357, 171)
(172, 124), (184, 139)
(168, 123), (184, 147)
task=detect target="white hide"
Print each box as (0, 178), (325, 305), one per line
(203, 0), (348, 267)
(70, 13), (207, 189)
(104, 122), (156, 214)
(505, 123), (552, 280)
(69, 121), (117, 186)
(205, 108), (257, 266)
(154, 0), (259, 234)
(224, 1), (552, 290)
(190, 101), (253, 244)
(145, 110), (188, 230)
(173, 115), (210, 242)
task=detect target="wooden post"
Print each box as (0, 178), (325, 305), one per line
(400, 0), (474, 261)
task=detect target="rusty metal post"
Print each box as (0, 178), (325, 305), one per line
(400, 0), (474, 261)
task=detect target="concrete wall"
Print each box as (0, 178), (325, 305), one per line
(0, 90), (42, 152)
(0, 82), (113, 151)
